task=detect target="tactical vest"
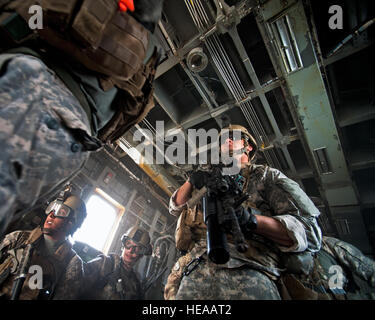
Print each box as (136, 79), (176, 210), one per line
(0, 0), (158, 143)
(0, 228), (75, 300)
(91, 254), (143, 300)
(175, 202), (283, 280)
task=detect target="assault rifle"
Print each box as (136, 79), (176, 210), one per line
(188, 165), (249, 264)
(10, 244), (34, 300)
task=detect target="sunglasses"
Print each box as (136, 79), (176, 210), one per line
(45, 200), (73, 219)
(123, 240), (146, 255)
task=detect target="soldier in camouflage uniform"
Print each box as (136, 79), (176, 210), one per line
(0, 53), (100, 236)
(82, 226), (152, 300)
(0, 194), (87, 299)
(0, 0), (164, 236)
(164, 125), (322, 300)
(281, 236), (375, 300)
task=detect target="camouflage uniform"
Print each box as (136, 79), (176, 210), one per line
(283, 236), (375, 300)
(0, 0), (163, 237)
(0, 227), (85, 299)
(0, 53), (101, 235)
(82, 253), (143, 300)
(323, 237), (375, 299)
(165, 163), (322, 300)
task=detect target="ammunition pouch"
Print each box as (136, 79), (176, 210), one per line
(0, 0), (158, 143)
(279, 249), (348, 300)
(278, 273), (334, 300)
(175, 209), (194, 253)
(164, 252), (193, 300)
(174, 206), (207, 253)
(97, 48), (158, 143)
(281, 252), (315, 275)
(3, 0), (149, 81)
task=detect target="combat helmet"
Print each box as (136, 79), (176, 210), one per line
(45, 194), (87, 234)
(219, 124), (258, 161)
(63, 195), (87, 229)
(121, 226), (152, 255)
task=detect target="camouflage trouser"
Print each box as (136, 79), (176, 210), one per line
(172, 254), (281, 300)
(0, 54), (90, 235)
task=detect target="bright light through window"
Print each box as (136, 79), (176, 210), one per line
(72, 195), (117, 252)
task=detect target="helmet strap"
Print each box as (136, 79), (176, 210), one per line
(240, 139), (251, 160)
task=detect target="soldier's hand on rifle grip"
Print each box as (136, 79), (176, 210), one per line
(189, 171), (209, 190)
(235, 207), (258, 238)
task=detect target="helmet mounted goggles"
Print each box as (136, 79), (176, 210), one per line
(122, 238), (148, 255)
(45, 200), (73, 219)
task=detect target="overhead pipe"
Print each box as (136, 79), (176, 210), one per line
(185, 0), (281, 168)
(327, 18), (375, 58)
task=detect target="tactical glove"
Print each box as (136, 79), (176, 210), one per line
(235, 206), (258, 238)
(189, 171), (208, 189)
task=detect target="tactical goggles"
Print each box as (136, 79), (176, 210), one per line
(123, 239), (147, 255)
(45, 200), (73, 219)
(222, 130), (245, 142)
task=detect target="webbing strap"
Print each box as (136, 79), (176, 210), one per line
(112, 12), (148, 50)
(100, 36), (139, 70)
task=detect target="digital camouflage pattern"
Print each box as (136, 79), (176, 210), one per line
(83, 253), (143, 300)
(281, 236), (375, 300)
(165, 240), (282, 300)
(323, 236), (375, 288)
(0, 227), (85, 299)
(322, 236), (375, 299)
(166, 163), (322, 299)
(0, 54), (101, 235)
(175, 257), (281, 300)
(240, 164), (322, 253)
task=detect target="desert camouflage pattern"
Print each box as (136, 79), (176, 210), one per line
(166, 163), (322, 299)
(0, 228), (85, 299)
(0, 53), (101, 235)
(83, 253), (143, 300)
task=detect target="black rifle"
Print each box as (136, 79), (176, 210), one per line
(200, 165), (249, 265)
(10, 244), (34, 300)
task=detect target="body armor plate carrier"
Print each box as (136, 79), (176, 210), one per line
(0, 0), (158, 143)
